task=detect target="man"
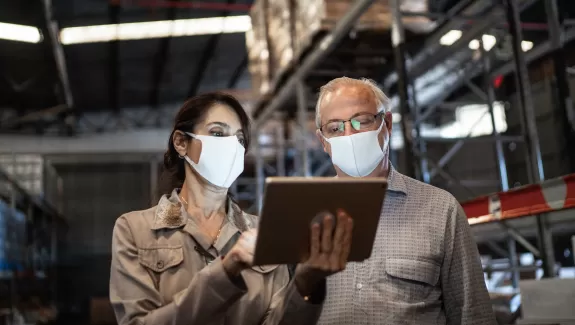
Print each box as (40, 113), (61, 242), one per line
(314, 77), (496, 324)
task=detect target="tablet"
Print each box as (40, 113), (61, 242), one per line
(252, 177), (387, 266)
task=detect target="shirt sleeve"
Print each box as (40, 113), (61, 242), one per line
(109, 215), (247, 325)
(441, 201), (497, 324)
(260, 265), (324, 325)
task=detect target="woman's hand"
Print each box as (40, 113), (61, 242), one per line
(222, 228), (258, 277)
(294, 209), (354, 296)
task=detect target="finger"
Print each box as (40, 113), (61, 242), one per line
(321, 213), (334, 254)
(235, 249), (254, 266)
(329, 210), (348, 269)
(310, 221), (321, 257)
(339, 216), (354, 269)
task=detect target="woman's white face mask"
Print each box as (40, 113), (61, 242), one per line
(183, 132), (245, 188)
(324, 118), (388, 177)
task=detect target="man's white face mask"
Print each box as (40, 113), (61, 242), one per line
(183, 132), (245, 188)
(324, 114), (388, 177)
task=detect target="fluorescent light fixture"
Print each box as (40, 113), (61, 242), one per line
(0, 22), (42, 43)
(521, 40), (534, 52)
(439, 30), (462, 46)
(60, 15), (251, 45)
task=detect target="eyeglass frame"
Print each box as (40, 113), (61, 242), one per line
(318, 111), (386, 138)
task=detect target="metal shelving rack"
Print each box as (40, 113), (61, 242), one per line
(0, 163), (64, 324)
(239, 0), (575, 289)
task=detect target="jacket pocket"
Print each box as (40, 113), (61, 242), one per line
(138, 246), (184, 272)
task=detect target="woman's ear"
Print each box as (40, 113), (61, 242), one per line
(172, 131), (189, 157)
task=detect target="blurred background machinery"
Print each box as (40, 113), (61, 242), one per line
(1, 0), (575, 324)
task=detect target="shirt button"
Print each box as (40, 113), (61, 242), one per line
(156, 260), (164, 269)
(356, 283), (363, 290)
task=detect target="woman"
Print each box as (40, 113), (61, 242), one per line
(109, 92), (353, 325)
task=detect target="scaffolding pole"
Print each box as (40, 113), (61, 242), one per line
(391, 0), (417, 178)
(505, 0), (555, 278)
(543, 0), (575, 172)
(296, 81), (311, 177)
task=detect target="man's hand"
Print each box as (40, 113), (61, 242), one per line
(222, 228), (257, 277)
(295, 209), (353, 296)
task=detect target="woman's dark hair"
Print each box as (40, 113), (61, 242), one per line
(158, 92), (251, 196)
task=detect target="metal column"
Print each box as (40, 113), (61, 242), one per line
(391, 0), (417, 178)
(296, 81), (311, 177)
(505, 0), (555, 278)
(275, 120), (286, 177)
(42, 0), (75, 134)
(544, 0), (575, 172)
(481, 42), (509, 191)
(253, 130), (265, 213)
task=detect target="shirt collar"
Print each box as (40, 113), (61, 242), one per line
(387, 164), (408, 195)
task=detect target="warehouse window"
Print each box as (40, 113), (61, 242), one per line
(389, 102), (507, 149)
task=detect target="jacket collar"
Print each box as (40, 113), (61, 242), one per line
(151, 189), (252, 232)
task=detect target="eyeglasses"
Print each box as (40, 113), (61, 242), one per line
(319, 112), (384, 138)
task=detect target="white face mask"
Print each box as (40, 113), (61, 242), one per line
(325, 120), (387, 177)
(183, 132), (245, 188)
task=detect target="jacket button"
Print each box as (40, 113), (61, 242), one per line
(156, 261), (164, 269)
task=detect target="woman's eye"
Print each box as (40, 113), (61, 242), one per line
(210, 131), (224, 137)
(238, 138), (246, 146)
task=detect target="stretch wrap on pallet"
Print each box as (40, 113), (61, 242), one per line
(462, 174), (575, 225)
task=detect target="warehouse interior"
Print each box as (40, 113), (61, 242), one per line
(1, 0), (575, 324)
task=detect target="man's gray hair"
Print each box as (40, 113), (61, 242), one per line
(315, 77), (390, 128)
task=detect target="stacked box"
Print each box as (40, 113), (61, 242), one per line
(266, 0), (295, 85)
(246, 0), (271, 95)
(294, 0), (431, 59)
(246, 0), (432, 95)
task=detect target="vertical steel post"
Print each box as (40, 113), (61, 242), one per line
(482, 39), (517, 287)
(254, 130), (264, 213)
(149, 158), (158, 206)
(391, 0), (417, 178)
(505, 0), (555, 278)
(410, 84), (430, 183)
(544, 0), (575, 172)
(296, 81), (310, 177)
(275, 119), (286, 177)
(507, 237), (520, 289)
(481, 42), (509, 191)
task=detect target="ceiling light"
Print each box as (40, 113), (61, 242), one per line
(469, 39), (480, 50)
(468, 34), (497, 51)
(482, 34), (496, 51)
(521, 40), (533, 52)
(0, 22), (42, 43)
(439, 30), (462, 46)
(60, 15), (251, 45)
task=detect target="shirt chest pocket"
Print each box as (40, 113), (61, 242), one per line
(376, 257), (440, 303)
(138, 246), (184, 292)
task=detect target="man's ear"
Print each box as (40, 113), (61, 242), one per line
(172, 131), (189, 157)
(384, 112), (393, 132)
(316, 129), (328, 153)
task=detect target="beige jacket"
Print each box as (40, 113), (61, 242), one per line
(109, 190), (323, 325)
